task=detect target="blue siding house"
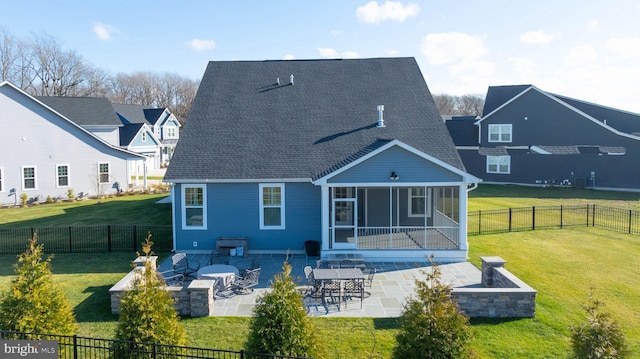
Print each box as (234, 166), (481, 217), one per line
(164, 58), (480, 262)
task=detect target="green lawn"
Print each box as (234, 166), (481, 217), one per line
(0, 185), (639, 358)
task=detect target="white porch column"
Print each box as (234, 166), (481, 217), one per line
(321, 185), (330, 251)
(459, 184), (469, 252)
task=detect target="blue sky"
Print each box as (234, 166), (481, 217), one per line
(3, 0), (640, 112)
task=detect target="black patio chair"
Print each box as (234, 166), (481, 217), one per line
(232, 268), (261, 294)
(365, 267), (376, 288)
(343, 278), (364, 308)
(303, 265), (322, 297)
(210, 251), (229, 265)
(235, 259), (254, 277)
(157, 270), (185, 287)
(171, 252), (200, 279)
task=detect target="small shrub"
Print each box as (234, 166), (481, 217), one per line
(20, 193), (28, 206)
(569, 286), (629, 359)
(393, 257), (472, 359)
(245, 259), (325, 358)
(46, 195), (54, 204)
(0, 233), (78, 337)
(112, 233), (187, 355)
(67, 188), (75, 200)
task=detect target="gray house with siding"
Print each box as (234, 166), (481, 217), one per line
(448, 85), (640, 191)
(164, 58), (480, 262)
(0, 82), (146, 204)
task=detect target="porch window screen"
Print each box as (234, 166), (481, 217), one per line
(260, 183), (285, 229)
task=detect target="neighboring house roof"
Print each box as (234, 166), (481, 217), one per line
(481, 85), (533, 117)
(445, 116), (479, 146)
(35, 96), (122, 127)
(119, 123), (145, 146)
(165, 57), (464, 181)
(113, 103), (168, 126)
(551, 94), (640, 134)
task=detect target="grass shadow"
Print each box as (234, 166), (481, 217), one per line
(74, 285), (118, 323)
(470, 184), (640, 201)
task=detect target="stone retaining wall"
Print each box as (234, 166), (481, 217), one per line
(109, 257), (216, 317)
(452, 256), (536, 318)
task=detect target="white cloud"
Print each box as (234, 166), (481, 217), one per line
(356, 1), (420, 24)
(386, 49), (399, 56)
(283, 54), (296, 60)
(317, 47), (340, 58)
(92, 23), (115, 41)
(185, 39), (216, 52)
(421, 32), (486, 65)
(330, 30), (344, 36)
(564, 44), (598, 67)
(605, 38), (640, 58)
(587, 20), (599, 30)
(520, 30), (556, 45)
(508, 57), (538, 77)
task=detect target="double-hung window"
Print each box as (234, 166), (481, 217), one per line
(260, 183), (285, 229)
(22, 166), (36, 190)
(98, 163), (110, 183)
(57, 164), (69, 187)
(183, 185), (206, 229)
(487, 156), (511, 174)
(488, 124), (512, 142)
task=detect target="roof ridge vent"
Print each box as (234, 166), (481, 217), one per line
(290, 74), (294, 85)
(377, 105), (385, 127)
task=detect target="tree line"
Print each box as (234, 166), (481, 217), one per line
(0, 28), (198, 123)
(433, 93), (485, 117)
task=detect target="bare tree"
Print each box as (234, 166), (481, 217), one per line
(29, 33), (87, 96)
(0, 27), (18, 82)
(433, 93), (485, 117)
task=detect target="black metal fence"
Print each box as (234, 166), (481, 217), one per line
(468, 204), (640, 236)
(0, 330), (310, 359)
(0, 225), (173, 255)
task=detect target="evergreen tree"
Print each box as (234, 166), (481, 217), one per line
(112, 234), (187, 357)
(245, 260), (324, 358)
(0, 234), (78, 337)
(393, 258), (472, 359)
(570, 286), (629, 359)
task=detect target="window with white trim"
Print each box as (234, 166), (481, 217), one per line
(98, 163), (110, 183)
(408, 187), (432, 217)
(142, 132), (147, 142)
(57, 164), (69, 187)
(487, 156), (511, 174)
(488, 124), (512, 142)
(167, 127), (177, 138)
(182, 185), (206, 229)
(260, 183), (285, 229)
(22, 166), (36, 190)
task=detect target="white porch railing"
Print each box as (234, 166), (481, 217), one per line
(336, 226), (460, 250)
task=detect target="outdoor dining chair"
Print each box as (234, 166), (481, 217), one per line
(365, 267), (376, 288)
(171, 252), (200, 279)
(339, 259), (355, 268)
(235, 259), (254, 277)
(231, 268), (261, 294)
(210, 251), (229, 265)
(157, 270), (185, 287)
(303, 266), (322, 297)
(343, 278), (364, 308)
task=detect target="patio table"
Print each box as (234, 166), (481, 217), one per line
(197, 264), (239, 290)
(313, 268), (364, 309)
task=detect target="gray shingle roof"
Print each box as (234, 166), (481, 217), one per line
(119, 123), (144, 146)
(35, 96), (122, 127)
(481, 85), (533, 116)
(165, 58), (464, 181)
(113, 104), (166, 125)
(445, 116), (479, 146)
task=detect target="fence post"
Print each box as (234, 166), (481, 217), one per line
(592, 204), (596, 227)
(560, 205), (563, 228)
(478, 210), (481, 235)
(73, 335), (78, 359)
(108, 225), (112, 252)
(629, 210), (632, 234)
(508, 208), (512, 232)
(240, 349), (245, 359)
(69, 226), (73, 252)
(532, 206), (536, 231)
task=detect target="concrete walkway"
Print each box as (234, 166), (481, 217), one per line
(159, 254), (481, 318)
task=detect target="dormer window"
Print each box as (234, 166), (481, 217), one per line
(488, 124), (512, 143)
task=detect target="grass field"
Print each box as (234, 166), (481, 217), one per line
(0, 185), (639, 358)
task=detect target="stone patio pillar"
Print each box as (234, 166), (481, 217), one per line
(133, 256), (157, 271)
(481, 256), (506, 287)
(188, 280), (216, 317)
